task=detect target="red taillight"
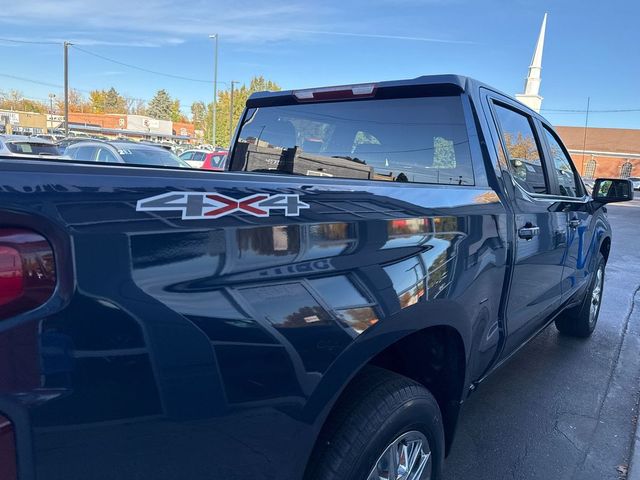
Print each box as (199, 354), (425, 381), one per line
(0, 414), (17, 480)
(0, 229), (55, 321)
(294, 83), (377, 102)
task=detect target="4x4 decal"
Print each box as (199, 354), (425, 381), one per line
(136, 192), (310, 219)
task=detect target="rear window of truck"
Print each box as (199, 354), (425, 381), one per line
(232, 96), (474, 185)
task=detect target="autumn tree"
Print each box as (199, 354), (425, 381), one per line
(89, 90), (106, 113)
(88, 87), (126, 114)
(170, 99), (187, 122)
(0, 90), (25, 110)
(0, 89), (47, 113)
(54, 89), (90, 113)
(127, 97), (147, 115)
(203, 75), (281, 146)
(21, 99), (48, 113)
(503, 132), (539, 162)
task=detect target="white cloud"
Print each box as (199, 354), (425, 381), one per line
(0, 0), (472, 45)
(0, 34), (186, 48)
(273, 28), (474, 44)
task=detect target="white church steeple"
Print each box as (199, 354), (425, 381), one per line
(515, 13), (547, 112)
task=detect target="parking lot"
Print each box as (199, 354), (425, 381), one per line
(444, 198), (640, 480)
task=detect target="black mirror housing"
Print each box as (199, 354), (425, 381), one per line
(592, 178), (635, 203)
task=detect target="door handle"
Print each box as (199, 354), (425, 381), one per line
(569, 218), (582, 229)
(518, 225), (540, 240)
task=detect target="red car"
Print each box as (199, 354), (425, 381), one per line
(201, 151), (228, 170)
(179, 150), (228, 170)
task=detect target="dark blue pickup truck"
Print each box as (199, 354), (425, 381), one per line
(0, 75), (634, 480)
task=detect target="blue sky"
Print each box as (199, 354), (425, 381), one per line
(0, 0), (638, 128)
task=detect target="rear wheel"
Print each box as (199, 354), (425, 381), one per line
(555, 253), (606, 337)
(307, 367), (444, 480)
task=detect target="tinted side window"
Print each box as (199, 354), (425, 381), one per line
(210, 154), (226, 167)
(543, 127), (581, 197)
(96, 147), (119, 163)
(493, 104), (547, 194)
(180, 151), (194, 160)
(73, 146), (97, 161)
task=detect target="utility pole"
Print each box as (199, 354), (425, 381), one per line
(63, 41), (71, 137)
(229, 80), (238, 148)
(209, 34), (218, 148)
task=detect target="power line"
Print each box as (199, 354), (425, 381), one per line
(542, 108), (640, 113)
(0, 73), (64, 89)
(0, 72), (149, 104)
(1, 38), (230, 87)
(71, 45), (228, 85)
(0, 37), (60, 45)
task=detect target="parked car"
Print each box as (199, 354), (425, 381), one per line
(0, 75), (634, 480)
(173, 144), (191, 155)
(201, 150), (228, 170)
(55, 137), (89, 154)
(0, 134), (62, 157)
(64, 140), (191, 168)
(628, 176), (640, 191)
(179, 149), (226, 168)
(139, 140), (175, 151)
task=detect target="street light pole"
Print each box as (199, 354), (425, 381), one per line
(229, 80), (238, 148)
(63, 41), (71, 137)
(209, 34), (218, 148)
(48, 93), (56, 134)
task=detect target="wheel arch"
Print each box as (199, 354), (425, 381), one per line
(301, 308), (470, 479)
(367, 325), (467, 454)
(599, 235), (611, 262)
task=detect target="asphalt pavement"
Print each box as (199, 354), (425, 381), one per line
(443, 198), (640, 480)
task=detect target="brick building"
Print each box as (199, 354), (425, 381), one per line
(172, 121), (195, 138)
(65, 112), (196, 143)
(68, 112), (127, 130)
(555, 126), (640, 179)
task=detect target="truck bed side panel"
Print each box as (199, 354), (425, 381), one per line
(0, 162), (507, 480)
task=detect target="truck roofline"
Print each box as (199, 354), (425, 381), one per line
(246, 73), (545, 121)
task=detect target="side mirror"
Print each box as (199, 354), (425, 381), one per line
(592, 178), (634, 203)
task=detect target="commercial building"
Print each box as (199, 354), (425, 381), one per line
(65, 112), (197, 143)
(68, 113), (127, 130)
(1, 110), (197, 144)
(0, 110), (47, 135)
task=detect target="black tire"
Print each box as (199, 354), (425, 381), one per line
(555, 253), (606, 338)
(306, 366), (444, 480)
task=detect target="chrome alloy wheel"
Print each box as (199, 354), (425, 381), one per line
(589, 265), (604, 325)
(367, 430), (432, 480)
